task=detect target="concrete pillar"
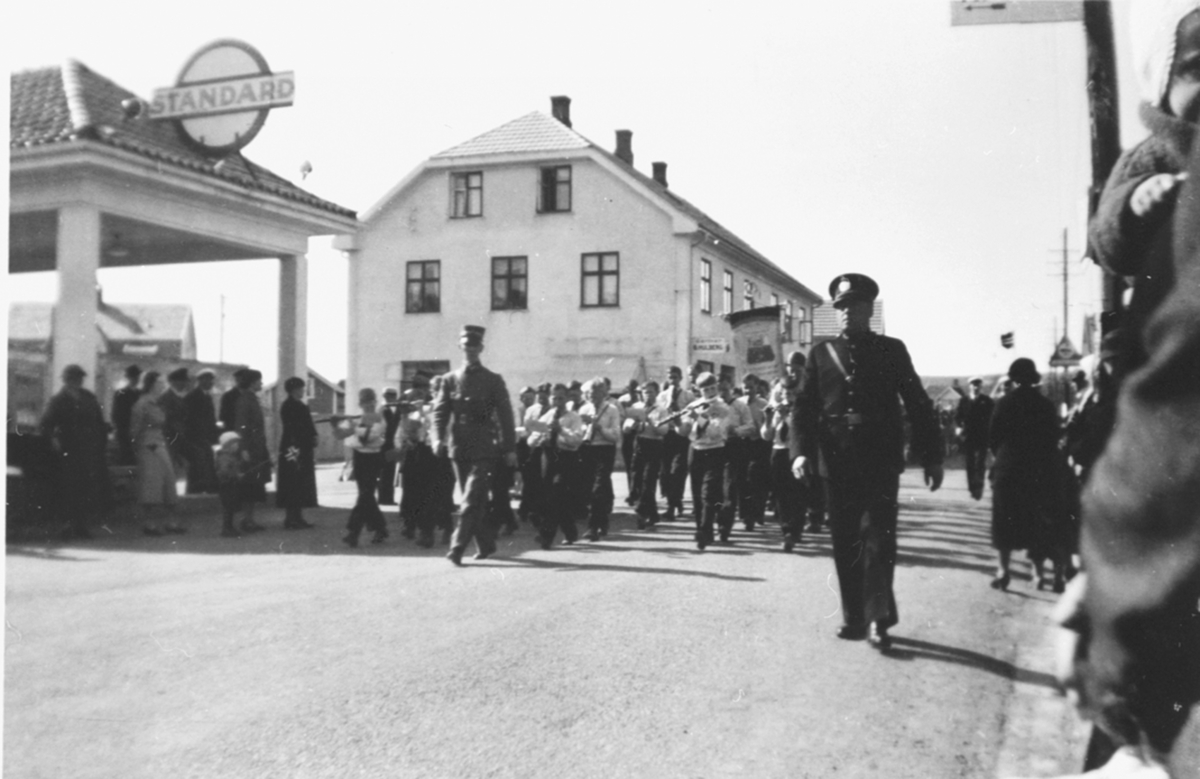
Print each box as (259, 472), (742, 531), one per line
(52, 205), (101, 394)
(277, 253), (308, 403)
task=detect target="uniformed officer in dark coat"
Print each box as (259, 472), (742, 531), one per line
(955, 376), (994, 500)
(433, 325), (518, 566)
(790, 274), (944, 650)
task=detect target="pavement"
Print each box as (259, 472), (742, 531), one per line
(5, 463), (1191, 778)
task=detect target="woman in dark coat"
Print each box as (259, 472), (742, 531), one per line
(988, 358), (1070, 592)
(39, 364), (110, 539)
(275, 376), (318, 529)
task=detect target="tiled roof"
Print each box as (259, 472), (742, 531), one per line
(434, 112), (591, 158)
(811, 301), (886, 338)
(8, 301), (192, 343)
(10, 61), (355, 219)
(434, 110), (817, 301)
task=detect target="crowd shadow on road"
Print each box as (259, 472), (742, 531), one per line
(885, 636), (1060, 691)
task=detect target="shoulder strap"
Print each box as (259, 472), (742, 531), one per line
(825, 341), (849, 379)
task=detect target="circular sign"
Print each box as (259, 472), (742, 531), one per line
(168, 40), (285, 156)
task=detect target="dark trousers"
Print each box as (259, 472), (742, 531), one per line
(770, 448), (807, 539)
(581, 444), (616, 534)
(450, 457), (497, 556)
(963, 444), (988, 500)
(517, 440), (541, 520)
(689, 447), (725, 544)
(184, 439), (219, 494)
(739, 440), (771, 526)
(621, 430), (638, 499)
(826, 475), (901, 630)
(632, 437), (663, 522)
(378, 450), (398, 505)
(659, 431), (689, 512)
(400, 444), (437, 539)
(539, 447), (581, 545)
(346, 451), (386, 539)
(489, 460), (518, 531)
(721, 437), (747, 531)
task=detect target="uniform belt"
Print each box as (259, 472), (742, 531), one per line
(827, 413), (865, 426)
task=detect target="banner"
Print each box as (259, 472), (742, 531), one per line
(726, 307), (785, 384)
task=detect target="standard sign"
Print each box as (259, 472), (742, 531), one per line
(151, 39), (294, 156)
(150, 72), (294, 120)
(692, 337), (729, 354)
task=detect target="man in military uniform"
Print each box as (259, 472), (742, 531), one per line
(790, 273), (944, 650)
(433, 325), (518, 566)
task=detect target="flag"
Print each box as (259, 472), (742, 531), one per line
(1000, 332), (1014, 349)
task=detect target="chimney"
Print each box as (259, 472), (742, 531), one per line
(550, 95), (572, 127)
(652, 161), (668, 188)
(615, 130), (633, 166)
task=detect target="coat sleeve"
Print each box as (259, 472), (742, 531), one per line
(493, 375), (517, 454)
(892, 339), (943, 468)
(1074, 141), (1200, 754)
(432, 375), (454, 450)
(1088, 140), (1172, 276)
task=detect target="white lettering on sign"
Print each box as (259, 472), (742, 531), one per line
(149, 72), (295, 120)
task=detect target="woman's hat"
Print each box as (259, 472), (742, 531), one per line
(1007, 357), (1041, 386)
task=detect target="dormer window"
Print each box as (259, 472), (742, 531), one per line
(538, 165), (571, 213)
(451, 172), (482, 218)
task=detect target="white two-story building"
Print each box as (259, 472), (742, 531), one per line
(338, 96), (821, 397)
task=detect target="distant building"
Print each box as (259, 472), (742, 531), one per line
(337, 96), (821, 398)
(9, 295), (197, 359)
(810, 301), (886, 346)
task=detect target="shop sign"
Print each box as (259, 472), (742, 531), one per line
(691, 337), (729, 353)
(150, 39), (294, 155)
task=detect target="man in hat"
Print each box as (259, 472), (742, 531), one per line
(112, 364), (143, 465)
(656, 365), (693, 520)
(378, 387), (402, 507)
(183, 368), (220, 494)
(955, 376), (994, 501)
(432, 325), (518, 565)
(160, 367), (191, 476)
(39, 364), (110, 540)
(790, 273), (944, 650)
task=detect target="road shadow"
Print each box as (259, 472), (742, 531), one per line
(884, 636), (1060, 690)
(480, 555), (767, 582)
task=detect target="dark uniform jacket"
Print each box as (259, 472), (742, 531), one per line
(183, 387), (219, 446)
(955, 393), (994, 448)
(789, 332), (942, 483)
(433, 364), (516, 461)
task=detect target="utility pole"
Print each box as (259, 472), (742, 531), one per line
(1061, 227), (1070, 335)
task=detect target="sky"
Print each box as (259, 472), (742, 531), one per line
(5, 0), (1151, 382)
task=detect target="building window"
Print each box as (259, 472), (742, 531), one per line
(784, 299), (795, 342)
(798, 307), (812, 346)
(406, 260), (441, 313)
(450, 172), (482, 218)
(492, 256), (528, 310)
(719, 364), (737, 388)
(700, 259), (712, 314)
(770, 293), (780, 310)
(722, 270), (733, 314)
(743, 279), (756, 311)
(695, 360), (715, 376)
(400, 360), (450, 392)
(581, 252), (619, 307)
(538, 166), (571, 212)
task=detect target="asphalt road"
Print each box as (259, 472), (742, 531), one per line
(1, 465), (1135, 778)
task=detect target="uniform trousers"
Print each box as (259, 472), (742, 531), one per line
(689, 447), (726, 545)
(538, 447), (581, 545)
(825, 473), (901, 631)
(770, 447), (807, 540)
(581, 444), (616, 534)
(632, 437), (663, 523)
(400, 444), (438, 541)
(432, 455), (457, 534)
(450, 457), (497, 556)
(962, 443), (988, 500)
(346, 450), (387, 540)
(659, 431), (689, 513)
(721, 437), (747, 532)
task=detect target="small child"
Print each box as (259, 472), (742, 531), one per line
(1089, 0), (1200, 377)
(214, 431), (255, 538)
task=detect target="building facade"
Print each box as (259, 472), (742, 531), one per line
(338, 97), (820, 398)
